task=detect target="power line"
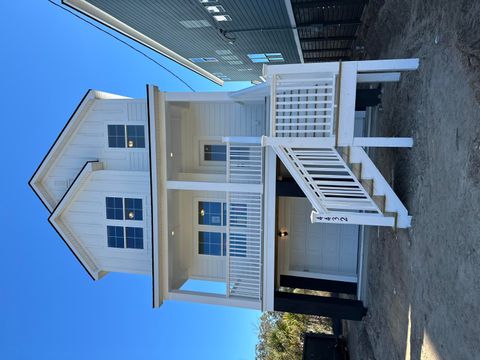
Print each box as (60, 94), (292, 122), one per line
(47, 0), (196, 92)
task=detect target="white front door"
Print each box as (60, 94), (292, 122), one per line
(279, 197), (359, 282)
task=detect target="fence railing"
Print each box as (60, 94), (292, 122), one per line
(224, 139), (263, 300)
(271, 73), (337, 138)
(271, 146), (381, 216)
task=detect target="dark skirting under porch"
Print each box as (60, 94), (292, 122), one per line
(280, 275), (357, 295)
(274, 291), (367, 321)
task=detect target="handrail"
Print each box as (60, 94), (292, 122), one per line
(270, 145), (382, 216)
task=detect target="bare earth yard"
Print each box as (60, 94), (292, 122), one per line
(346, 1), (480, 359)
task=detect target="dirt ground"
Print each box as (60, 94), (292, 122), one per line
(345, 1), (480, 359)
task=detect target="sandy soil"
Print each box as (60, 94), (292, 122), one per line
(346, 1), (480, 359)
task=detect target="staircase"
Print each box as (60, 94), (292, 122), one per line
(267, 142), (411, 228)
(265, 61), (415, 229)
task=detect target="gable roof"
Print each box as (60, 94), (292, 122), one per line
(29, 89), (128, 213)
(48, 160), (106, 281)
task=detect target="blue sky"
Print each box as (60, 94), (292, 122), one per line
(0, 1), (260, 359)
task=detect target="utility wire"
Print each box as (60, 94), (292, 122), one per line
(47, 0), (196, 92)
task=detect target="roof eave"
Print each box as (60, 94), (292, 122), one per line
(62, 0), (224, 86)
(48, 160), (105, 281)
(147, 84), (168, 308)
(29, 89), (130, 212)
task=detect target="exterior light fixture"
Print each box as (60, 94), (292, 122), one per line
(278, 226), (288, 238)
(170, 152), (174, 158)
(128, 140), (134, 147)
(171, 231), (175, 236)
(128, 211), (135, 219)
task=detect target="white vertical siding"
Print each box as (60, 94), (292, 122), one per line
(62, 170), (151, 274)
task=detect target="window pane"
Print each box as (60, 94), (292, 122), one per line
(125, 198), (143, 220)
(198, 231), (222, 256)
(107, 226), (124, 248)
(108, 125), (125, 148)
(106, 197), (123, 220)
(223, 202), (227, 226)
(222, 233), (226, 256)
(126, 125), (145, 148)
(126, 227), (143, 249)
(198, 201), (222, 226)
(204, 144), (226, 161)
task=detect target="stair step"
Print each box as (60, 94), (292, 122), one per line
(373, 195), (386, 212)
(361, 179), (374, 196)
(341, 150), (349, 163)
(351, 163), (362, 179)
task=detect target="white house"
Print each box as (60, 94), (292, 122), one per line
(30, 59), (419, 320)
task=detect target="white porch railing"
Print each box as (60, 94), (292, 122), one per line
(271, 73), (337, 138)
(272, 145), (381, 216)
(224, 139), (263, 300)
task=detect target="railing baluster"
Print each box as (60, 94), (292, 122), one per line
(225, 140), (263, 301)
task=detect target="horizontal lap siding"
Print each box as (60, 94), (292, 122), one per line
(85, 0), (299, 81)
(63, 171), (151, 274)
(44, 99), (148, 206)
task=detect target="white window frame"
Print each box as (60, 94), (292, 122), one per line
(193, 197), (227, 257)
(104, 123), (147, 152)
(196, 137), (227, 169)
(104, 193), (147, 251)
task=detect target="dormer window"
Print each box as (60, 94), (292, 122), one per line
(108, 125), (145, 148)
